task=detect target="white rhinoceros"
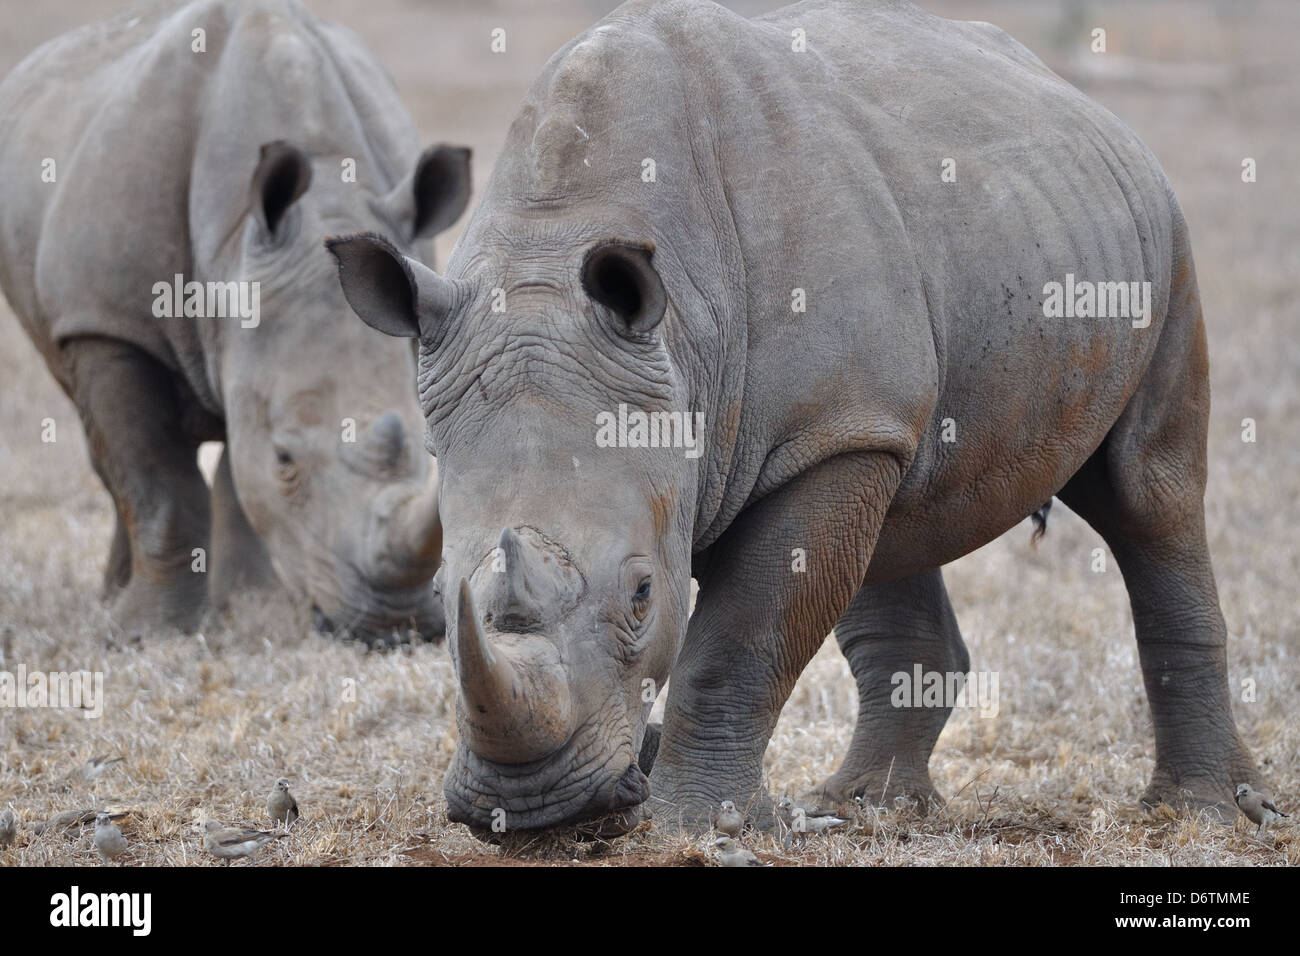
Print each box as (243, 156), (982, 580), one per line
(0, 0), (471, 642)
(331, 0), (1260, 825)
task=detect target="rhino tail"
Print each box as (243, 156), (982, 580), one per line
(1030, 499), (1053, 548)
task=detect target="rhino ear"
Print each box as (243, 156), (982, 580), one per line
(383, 144), (472, 242)
(252, 141), (312, 237)
(326, 232), (457, 339)
(581, 240), (667, 337)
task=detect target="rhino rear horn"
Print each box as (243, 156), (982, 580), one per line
(498, 526), (541, 630)
(365, 411), (407, 471)
(326, 232), (459, 339)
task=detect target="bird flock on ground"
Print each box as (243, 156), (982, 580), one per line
(0, 754), (1290, 865)
(0, 755), (301, 865)
(707, 788), (1292, 868)
(710, 797), (850, 867)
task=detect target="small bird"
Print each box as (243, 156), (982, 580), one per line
(0, 809), (16, 848)
(1235, 784), (1289, 835)
(713, 836), (771, 867)
(715, 800), (744, 839)
(34, 807), (126, 835)
(266, 778), (300, 826)
(93, 812), (128, 865)
(203, 821), (283, 863)
(75, 754), (124, 785)
(776, 796), (848, 841)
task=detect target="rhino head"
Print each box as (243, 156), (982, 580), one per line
(220, 141), (472, 644)
(329, 223), (698, 827)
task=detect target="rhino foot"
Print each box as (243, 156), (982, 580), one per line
(1140, 793), (1237, 825)
(109, 573), (207, 635)
(808, 767), (944, 815)
(1141, 743), (1261, 825)
(1141, 777), (1240, 825)
(645, 772), (778, 834)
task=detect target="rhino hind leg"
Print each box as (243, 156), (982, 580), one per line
(1057, 228), (1257, 821)
(652, 450), (906, 831)
(809, 568), (966, 813)
(64, 335), (211, 634)
(209, 445), (278, 608)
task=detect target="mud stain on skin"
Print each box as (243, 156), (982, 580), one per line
(649, 488), (675, 539)
(722, 401), (741, 450)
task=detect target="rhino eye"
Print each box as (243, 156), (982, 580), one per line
(273, 446), (298, 483)
(632, 576), (652, 620)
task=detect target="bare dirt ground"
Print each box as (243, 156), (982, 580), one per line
(0, 0), (1296, 866)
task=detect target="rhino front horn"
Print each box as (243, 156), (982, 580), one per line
(456, 578), (519, 716)
(454, 577), (574, 764)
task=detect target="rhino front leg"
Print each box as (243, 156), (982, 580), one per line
(651, 451), (905, 830)
(64, 336), (211, 633)
(209, 444), (278, 608)
(810, 568), (967, 811)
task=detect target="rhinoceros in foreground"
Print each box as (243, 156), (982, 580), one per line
(332, 0), (1260, 826)
(0, 0), (470, 642)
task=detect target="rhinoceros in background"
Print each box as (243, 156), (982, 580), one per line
(0, 0), (470, 642)
(331, 0), (1260, 827)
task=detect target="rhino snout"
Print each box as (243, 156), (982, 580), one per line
(445, 745), (651, 832)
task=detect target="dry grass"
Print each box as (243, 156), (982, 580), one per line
(1, 0), (1297, 866)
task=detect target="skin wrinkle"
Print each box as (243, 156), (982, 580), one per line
(425, 310), (679, 464)
(1083, 117), (1166, 288)
(418, 243), (680, 441)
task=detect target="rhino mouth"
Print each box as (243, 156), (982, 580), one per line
(445, 739), (650, 833)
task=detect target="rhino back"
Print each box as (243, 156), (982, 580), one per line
(0, 0), (418, 409)
(457, 0), (1182, 556)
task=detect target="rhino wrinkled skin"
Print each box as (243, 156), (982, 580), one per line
(335, 0), (1260, 830)
(0, 0), (470, 642)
